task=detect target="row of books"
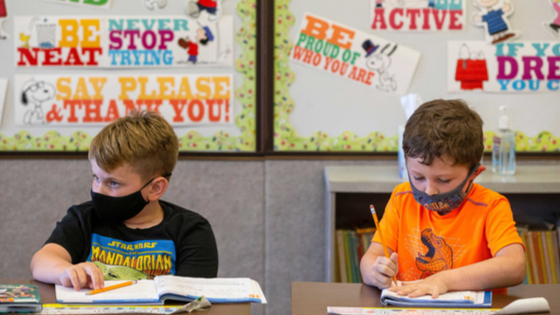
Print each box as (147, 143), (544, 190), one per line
(334, 227), (376, 283)
(335, 226), (560, 285)
(520, 229), (560, 284)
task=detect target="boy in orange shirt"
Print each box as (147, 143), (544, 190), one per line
(30, 111), (218, 291)
(360, 99), (525, 297)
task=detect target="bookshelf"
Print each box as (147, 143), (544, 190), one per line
(324, 163), (560, 282)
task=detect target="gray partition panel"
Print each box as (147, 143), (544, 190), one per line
(264, 160), (392, 315)
(0, 159), (265, 315)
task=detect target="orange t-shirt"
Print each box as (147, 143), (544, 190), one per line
(372, 182), (524, 282)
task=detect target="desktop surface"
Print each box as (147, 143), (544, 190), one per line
(292, 282), (560, 315)
(2, 279), (251, 315)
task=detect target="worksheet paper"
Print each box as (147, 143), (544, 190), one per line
(55, 280), (161, 304)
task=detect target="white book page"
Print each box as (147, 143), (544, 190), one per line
(382, 281), (484, 303)
(154, 276), (267, 303)
(55, 280), (159, 304)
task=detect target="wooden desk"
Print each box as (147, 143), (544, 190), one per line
(292, 282), (560, 315)
(2, 280), (251, 315)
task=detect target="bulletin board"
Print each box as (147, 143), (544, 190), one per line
(0, 0), (256, 152)
(274, 0), (560, 153)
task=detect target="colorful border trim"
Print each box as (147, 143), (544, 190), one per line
(273, 0), (560, 153)
(0, 0), (256, 152)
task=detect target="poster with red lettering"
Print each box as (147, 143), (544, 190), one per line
(371, 0), (466, 31)
(14, 15), (234, 68)
(448, 41), (560, 93)
(290, 13), (421, 95)
(14, 74), (234, 126)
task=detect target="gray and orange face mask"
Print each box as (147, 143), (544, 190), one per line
(408, 164), (480, 216)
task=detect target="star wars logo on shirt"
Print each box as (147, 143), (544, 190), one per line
(87, 233), (176, 277)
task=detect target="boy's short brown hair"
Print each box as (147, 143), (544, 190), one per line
(403, 99), (483, 168)
(89, 111), (179, 181)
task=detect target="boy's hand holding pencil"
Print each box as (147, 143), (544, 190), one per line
(370, 205), (399, 289)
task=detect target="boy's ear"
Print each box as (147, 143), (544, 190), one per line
(471, 165), (486, 179)
(147, 177), (169, 201)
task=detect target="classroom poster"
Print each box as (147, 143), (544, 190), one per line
(448, 41), (560, 93)
(371, 0), (466, 31)
(38, 0), (113, 10)
(14, 74), (234, 126)
(14, 15), (234, 68)
(290, 13), (421, 95)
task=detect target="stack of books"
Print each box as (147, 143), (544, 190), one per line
(519, 228), (560, 284)
(334, 227), (376, 283)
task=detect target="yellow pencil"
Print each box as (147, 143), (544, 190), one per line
(86, 280), (137, 296)
(370, 205), (398, 288)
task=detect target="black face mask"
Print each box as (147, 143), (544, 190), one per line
(91, 174), (171, 224)
(408, 164), (480, 216)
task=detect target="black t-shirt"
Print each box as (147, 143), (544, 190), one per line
(46, 200), (218, 278)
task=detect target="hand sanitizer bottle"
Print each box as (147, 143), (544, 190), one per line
(492, 106), (516, 175)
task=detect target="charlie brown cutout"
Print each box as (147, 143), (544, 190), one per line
(543, 0), (560, 37)
(472, 0), (521, 45)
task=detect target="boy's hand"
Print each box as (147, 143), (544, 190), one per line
(59, 263), (104, 291)
(389, 273), (448, 298)
(371, 252), (398, 289)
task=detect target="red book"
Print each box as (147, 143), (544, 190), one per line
(532, 231), (545, 284)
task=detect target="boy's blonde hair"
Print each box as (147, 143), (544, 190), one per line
(89, 111), (179, 181)
(403, 99), (484, 168)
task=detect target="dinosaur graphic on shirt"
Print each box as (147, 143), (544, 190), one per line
(415, 228), (453, 279)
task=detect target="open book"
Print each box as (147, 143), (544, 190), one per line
(381, 284), (491, 308)
(55, 276), (267, 304)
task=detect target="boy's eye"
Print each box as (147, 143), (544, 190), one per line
(110, 181), (119, 187)
(439, 179), (451, 183)
(413, 177), (425, 181)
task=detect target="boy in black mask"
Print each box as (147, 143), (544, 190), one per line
(31, 111), (218, 291)
(360, 99), (525, 297)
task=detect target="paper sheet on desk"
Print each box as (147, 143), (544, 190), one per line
(42, 305), (181, 314)
(492, 298), (550, 315)
(55, 280), (161, 304)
